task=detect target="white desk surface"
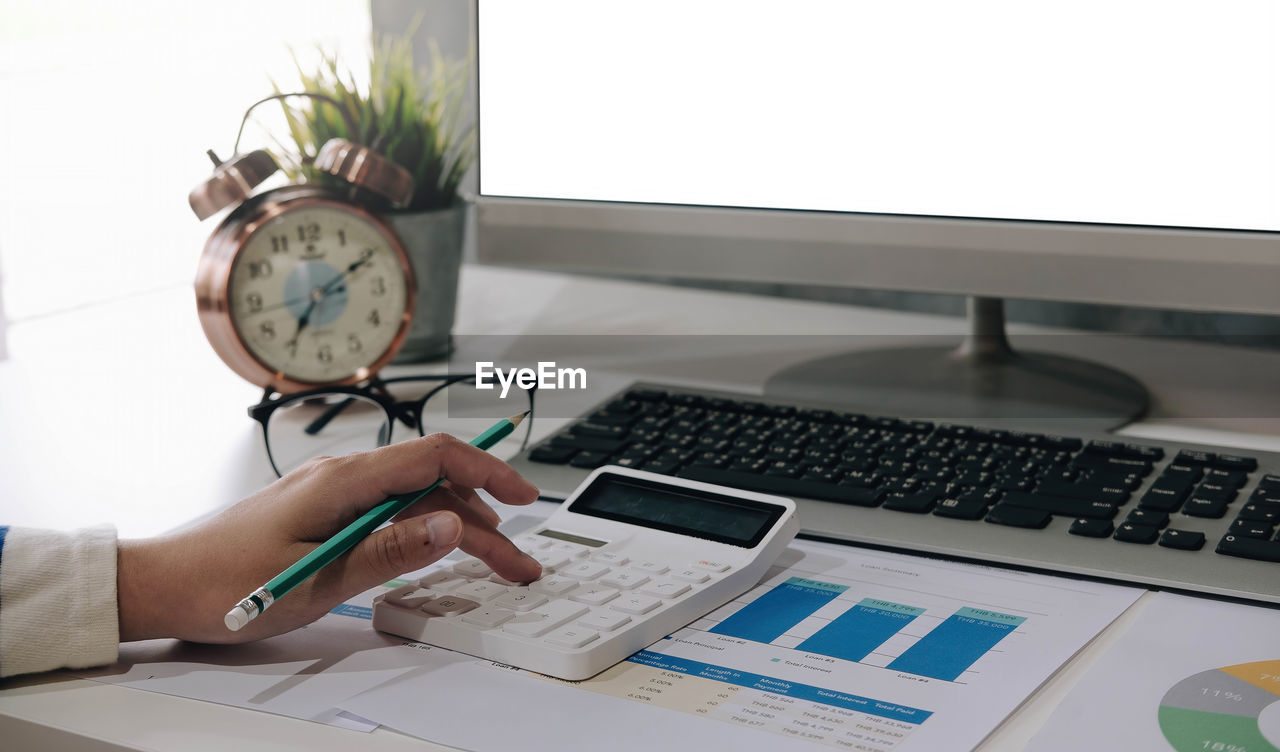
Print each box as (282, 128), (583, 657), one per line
(2, 264), (1279, 751)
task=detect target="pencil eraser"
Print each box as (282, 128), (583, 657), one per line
(224, 607), (251, 632)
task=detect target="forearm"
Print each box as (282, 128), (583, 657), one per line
(0, 525), (120, 678)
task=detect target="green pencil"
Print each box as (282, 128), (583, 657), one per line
(224, 410), (531, 632)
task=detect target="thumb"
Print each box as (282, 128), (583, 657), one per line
(341, 511), (463, 593)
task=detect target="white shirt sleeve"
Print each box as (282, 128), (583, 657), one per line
(0, 525), (120, 677)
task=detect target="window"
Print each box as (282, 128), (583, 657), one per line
(0, 1), (372, 322)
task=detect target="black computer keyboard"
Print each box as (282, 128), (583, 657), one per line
(511, 383), (1280, 605)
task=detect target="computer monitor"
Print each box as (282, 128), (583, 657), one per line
(473, 0), (1280, 427)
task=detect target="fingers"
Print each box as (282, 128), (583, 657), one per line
(394, 483), (501, 528)
(310, 434), (539, 516)
(338, 511), (464, 595)
(400, 484), (541, 583)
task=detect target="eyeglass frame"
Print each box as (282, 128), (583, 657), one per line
(247, 373), (537, 477)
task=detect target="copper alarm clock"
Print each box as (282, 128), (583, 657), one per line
(190, 139), (416, 393)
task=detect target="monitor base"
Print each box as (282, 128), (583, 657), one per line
(764, 297), (1149, 430)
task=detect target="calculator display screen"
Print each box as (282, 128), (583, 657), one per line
(568, 474), (785, 547)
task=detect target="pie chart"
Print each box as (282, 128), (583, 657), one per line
(1159, 660), (1280, 752)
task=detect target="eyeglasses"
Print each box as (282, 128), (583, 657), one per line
(248, 374), (536, 477)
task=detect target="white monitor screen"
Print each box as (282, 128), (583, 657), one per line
(479, 0), (1280, 233)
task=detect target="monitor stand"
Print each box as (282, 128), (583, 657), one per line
(763, 296), (1149, 430)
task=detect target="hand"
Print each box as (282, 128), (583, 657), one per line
(117, 434), (542, 644)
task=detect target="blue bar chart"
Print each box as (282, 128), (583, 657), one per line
(797, 598), (926, 663)
(886, 607), (1027, 681)
(709, 577), (1028, 682)
(710, 577), (846, 643)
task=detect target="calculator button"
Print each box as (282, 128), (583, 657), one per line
(422, 596), (479, 617)
(548, 542), (591, 559)
(452, 559), (493, 578)
(418, 571), (466, 591)
(452, 581), (510, 603)
(529, 575), (579, 596)
(601, 570), (650, 590)
(612, 594), (662, 615)
(561, 561), (611, 580)
(544, 626), (600, 649)
(692, 560), (730, 572)
(640, 580), (691, 599)
(514, 535), (552, 551)
(495, 589), (548, 612)
(671, 568), (711, 584)
(531, 553), (572, 572)
(570, 585), (620, 606)
(635, 561), (669, 574)
(590, 551), (630, 565)
(501, 601), (589, 637)
(578, 611), (632, 632)
(488, 574), (530, 587)
(462, 606), (516, 628)
(384, 585), (436, 609)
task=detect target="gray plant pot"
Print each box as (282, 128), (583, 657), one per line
(386, 202), (467, 363)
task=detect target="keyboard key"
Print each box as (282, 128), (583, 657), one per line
(1158, 529), (1206, 551)
(384, 585), (437, 610)
(1174, 449), (1216, 466)
(528, 445), (578, 464)
(453, 559), (494, 578)
(601, 570), (651, 590)
(985, 505), (1052, 529)
(418, 571), (467, 591)
(933, 496), (990, 520)
(676, 466), (886, 506)
(570, 451), (613, 469)
(570, 585), (621, 606)
(1183, 496), (1230, 519)
(612, 594), (662, 615)
(1213, 454), (1258, 472)
(561, 561), (611, 580)
(422, 596), (480, 617)
(1125, 509), (1169, 528)
(883, 492), (939, 514)
(590, 551), (630, 566)
(1113, 523), (1160, 544)
(550, 432), (628, 454)
(529, 576), (579, 596)
(1069, 518), (1114, 538)
(1034, 480), (1130, 504)
(494, 589), (549, 612)
(462, 606), (517, 628)
(1215, 534), (1280, 563)
(1002, 491), (1118, 519)
(641, 580), (691, 599)
(1236, 504), (1280, 524)
(1230, 519), (1275, 538)
(1138, 481), (1191, 512)
(502, 601), (590, 637)
(452, 581), (510, 603)
(671, 568), (711, 584)
(579, 610), (632, 632)
(1203, 468), (1248, 488)
(544, 625), (600, 649)
(1160, 464), (1204, 484)
(1193, 483), (1238, 504)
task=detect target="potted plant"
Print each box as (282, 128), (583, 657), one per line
(274, 35), (474, 363)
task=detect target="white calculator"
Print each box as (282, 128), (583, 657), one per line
(372, 465), (798, 680)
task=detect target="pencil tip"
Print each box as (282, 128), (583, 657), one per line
(508, 410), (531, 427)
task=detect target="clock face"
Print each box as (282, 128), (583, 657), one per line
(227, 204), (411, 384)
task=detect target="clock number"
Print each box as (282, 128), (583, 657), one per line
(317, 345), (333, 364)
(359, 247), (375, 264)
(370, 276), (386, 297)
(259, 321), (276, 340)
(246, 292), (264, 313)
(287, 339), (299, 358)
(337, 229), (347, 247)
(270, 235), (288, 254)
(347, 334), (363, 353)
(367, 309), (381, 327)
(296, 223), (320, 242)
(248, 260), (273, 279)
